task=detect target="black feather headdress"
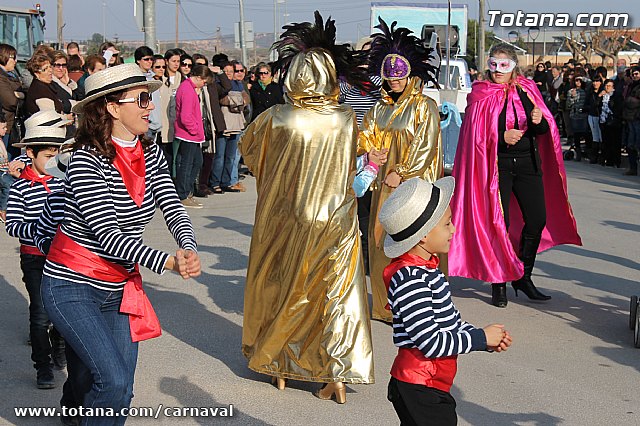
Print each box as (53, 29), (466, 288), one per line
(271, 11), (369, 91)
(368, 17), (440, 86)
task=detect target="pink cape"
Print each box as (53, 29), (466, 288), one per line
(448, 76), (582, 283)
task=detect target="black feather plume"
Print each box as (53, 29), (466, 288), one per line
(368, 17), (440, 86)
(271, 11), (370, 91)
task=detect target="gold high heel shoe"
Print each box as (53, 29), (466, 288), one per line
(270, 376), (286, 390)
(314, 382), (346, 404)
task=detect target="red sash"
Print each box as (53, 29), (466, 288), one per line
(19, 167), (53, 193)
(390, 348), (457, 393)
(20, 244), (45, 256)
(47, 229), (161, 342)
(382, 253), (440, 310)
(112, 140), (146, 208)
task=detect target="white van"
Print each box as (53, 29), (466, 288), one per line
(422, 58), (471, 113)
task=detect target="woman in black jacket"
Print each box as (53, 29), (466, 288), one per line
(584, 79), (603, 163)
(249, 62), (283, 122)
(598, 79), (624, 167)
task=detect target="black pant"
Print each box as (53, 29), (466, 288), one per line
(21, 253), (62, 369)
(357, 191), (372, 275)
(175, 139), (203, 200)
(601, 124), (622, 167)
(498, 155), (546, 238)
(388, 378), (457, 426)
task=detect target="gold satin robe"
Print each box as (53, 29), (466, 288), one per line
(357, 77), (443, 322)
(239, 49), (374, 384)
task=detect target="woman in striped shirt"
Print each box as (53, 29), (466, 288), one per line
(40, 64), (200, 425)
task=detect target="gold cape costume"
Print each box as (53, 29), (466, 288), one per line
(239, 49), (374, 384)
(357, 77), (443, 322)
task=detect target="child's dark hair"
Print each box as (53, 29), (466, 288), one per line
(0, 111), (6, 123)
(28, 145), (60, 156)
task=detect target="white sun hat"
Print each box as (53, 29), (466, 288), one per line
(44, 139), (74, 179)
(24, 110), (72, 129)
(379, 177), (455, 259)
(72, 63), (162, 113)
(13, 125), (67, 148)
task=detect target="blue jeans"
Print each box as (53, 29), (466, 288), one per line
(175, 139), (203, 200)
(230, 147), (241, 186)
(0, 172), (16, 211)
(42, 276), (138, 426)
(209, 134), (239, 189)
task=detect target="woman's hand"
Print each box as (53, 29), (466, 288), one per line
(368, 148), (388, 167)
(504, 129), (524, 145)
(384, 171), (402, 188)
(531, 107), (542, 125)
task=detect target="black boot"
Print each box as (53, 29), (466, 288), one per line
(36, 364), (56, 389)
(491, 283), (508, 308)
(512, 233), (551, 301)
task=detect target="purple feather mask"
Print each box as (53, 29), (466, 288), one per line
(381, 54), (411, 80)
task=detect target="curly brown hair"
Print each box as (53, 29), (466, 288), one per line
(26, 54), (51, 76)
(73, 88), (153, 163)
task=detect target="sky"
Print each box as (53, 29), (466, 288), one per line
(4, 0), (639, 44)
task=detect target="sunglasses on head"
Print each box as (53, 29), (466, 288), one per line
(117, 91), (151, 109)
(487, 57), (517, 74)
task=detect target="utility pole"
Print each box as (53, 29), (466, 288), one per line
(216, 26), (221, 53)
(175, 0), (179, 47)
(478, 0), (486, 69)
(57, 0), (63, 49)
(239, 0), (248, 67)
(102, 0), (106, 42)
(144, 0), (157, 52)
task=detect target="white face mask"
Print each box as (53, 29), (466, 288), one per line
(487, 57), (517, 74)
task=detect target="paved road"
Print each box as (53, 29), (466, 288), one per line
(1, 159), (639, 425)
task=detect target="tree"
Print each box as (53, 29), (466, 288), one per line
(563, 28), (638, 65)
(86, 33), (106, 55)
(466, 19), (496, 66)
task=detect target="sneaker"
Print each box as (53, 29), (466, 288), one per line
(181, 198), (203, 209)
(36, 365), (56, 389)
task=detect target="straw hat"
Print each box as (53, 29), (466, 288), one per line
(13, 125), (67, 148)
(44, 139), (74, 179)
(72, 63), (162, 113)
(379, 177), (455, 259)
(24, 110), (72, 129)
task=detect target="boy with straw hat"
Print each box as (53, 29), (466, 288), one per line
(379, 177), (513, 425)
(5, 124), (67, 389)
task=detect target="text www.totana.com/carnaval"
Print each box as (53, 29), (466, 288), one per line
(14, 404), (235, 419)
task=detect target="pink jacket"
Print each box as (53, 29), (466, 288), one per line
(174, 78), (204, 143)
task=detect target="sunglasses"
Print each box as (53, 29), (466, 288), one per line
(257, 71), (270, 75)
(117, 91), (151, 109)
(181, 62), (192, 67)
(53, 63), (68, 68)
(234, 69), (245, 73)
(140, 57), (154, 62)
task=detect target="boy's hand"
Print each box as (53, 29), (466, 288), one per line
(384, 171), (402, 188)
(184, 250), (201, 278)
(368, 148), (388, 166)
(8, 160), (25, 178)
(483, 324), (507, 348)
(488, 330), (512, 352)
